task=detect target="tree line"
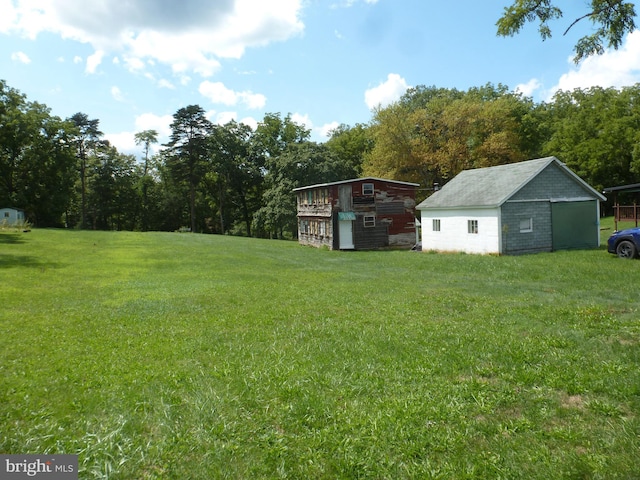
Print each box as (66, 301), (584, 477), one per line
(2, 79), (639, 236)
(364, 83), (640, 196)
(0, 80), (366, 236)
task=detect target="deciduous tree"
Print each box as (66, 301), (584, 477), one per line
(0, 81), (76, 226)
(364, 84), (538, 194)
(88, 146), (139, 230)
(203, 121), (263, 235)
(253, 141), (356, 239)
(542, 86), (640, 189)
(325, 123), (372, 177)
(497, 0), (637, 63)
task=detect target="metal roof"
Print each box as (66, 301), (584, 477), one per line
(603, 183), (640, 193)
(417, 157), (606, 210)
(293, 177), (419, 192)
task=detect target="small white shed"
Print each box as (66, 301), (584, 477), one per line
(416, 157), (606, 255)
(1, 207), (26, 226)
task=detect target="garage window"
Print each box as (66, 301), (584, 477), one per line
(432, 219), (441, 231)
(468, 219), (478, 234)
(520, 217), (533, 233)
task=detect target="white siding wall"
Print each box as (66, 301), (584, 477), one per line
(420, 208), (501, 254)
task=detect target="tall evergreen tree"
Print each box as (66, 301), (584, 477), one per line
(68, 112), (104, 229)
(164, 105), (212, 233)
(134, 129), (159, 231)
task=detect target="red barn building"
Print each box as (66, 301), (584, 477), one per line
(293, 177), (420, 250)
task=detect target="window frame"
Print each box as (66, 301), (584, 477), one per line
(519, 217), (533, 233)
(362, 183), (374, 196)
(363, 215), (376, 228)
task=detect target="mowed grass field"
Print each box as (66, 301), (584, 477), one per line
(1, 222), (639, 479)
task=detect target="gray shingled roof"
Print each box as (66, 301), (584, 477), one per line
(417, 157), (603, 210)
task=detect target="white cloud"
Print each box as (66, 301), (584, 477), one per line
(199, 81), (237, 105)
(1, 0), (304, 78)
(106, 112), (173, 155)
(239, 116), (258, 130)
(134, 113), (173, 139)
(0, 2), (18, 32)
(123, 55), (145, 72)
(333, 0), (379, 7)
(199, 81), (266, 109)
(73, 55), (82, 64)
(127, 30), (222, 77)
(111, 86), (124, 101)
(214, 111), (238, 125)
(283, 114), (338, 142)
(105, 132), (137, 153)
(515, 78), (542, 97)
(240, 91), (266, 109)
(364, 73), (410, 109)
(291, 112), (312, 131)
(86, 50), (104, 74)
(157, 79), (175, 89)
(11, 51), (31, 64)
(318, 121), (340, 139)
(547, 30), (640, 100)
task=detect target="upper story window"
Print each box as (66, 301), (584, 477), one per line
(300, 188), (330, 205)
(362, 183), (374, 196)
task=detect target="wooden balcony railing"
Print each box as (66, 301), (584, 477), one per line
(613, 204), (639, 230)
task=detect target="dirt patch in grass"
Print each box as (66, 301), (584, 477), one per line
(560, 393), (585, 410)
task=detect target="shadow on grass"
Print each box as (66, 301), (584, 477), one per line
(0, 254), (59, 269)
(0, 233), (26, 244)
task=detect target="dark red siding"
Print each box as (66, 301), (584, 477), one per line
(296, 178), (418, 250)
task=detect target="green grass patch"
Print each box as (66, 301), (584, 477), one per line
(1, 222), (639, 479)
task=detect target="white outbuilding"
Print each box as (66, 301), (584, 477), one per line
(0, 207), (25, 226)
(416, 157), (606, 255)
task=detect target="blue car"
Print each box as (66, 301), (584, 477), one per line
(607, 227), (640, 259)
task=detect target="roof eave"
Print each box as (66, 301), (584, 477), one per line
(293, 177), (420, 192)
(417, 203), (501, 211)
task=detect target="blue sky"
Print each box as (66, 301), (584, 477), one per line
(2, 0), (640, 156)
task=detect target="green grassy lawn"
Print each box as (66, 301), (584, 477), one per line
(1, 221), (639, 479)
